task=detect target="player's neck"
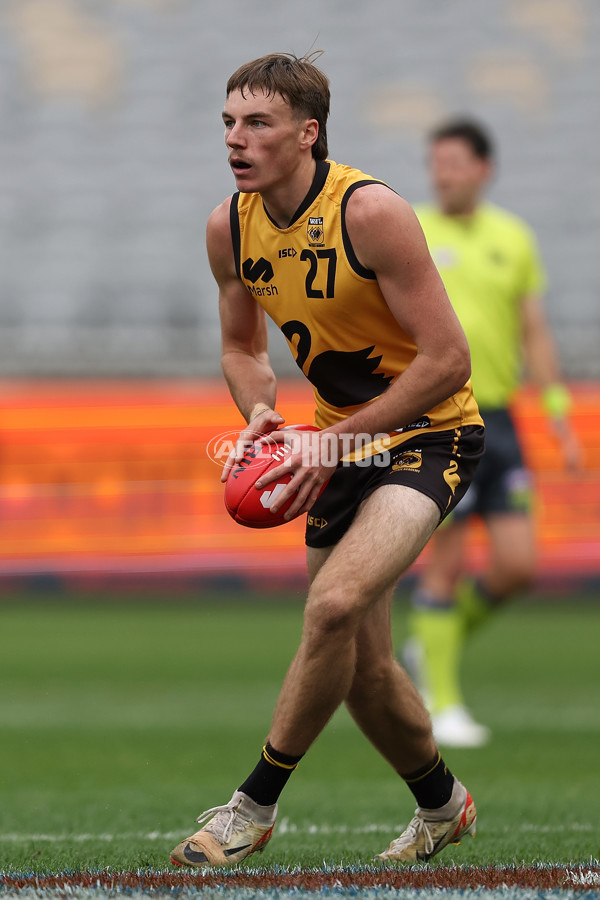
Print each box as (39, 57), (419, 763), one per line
(440, 189), (485, 219)
(441, 201), (481, 221)
(261, 158), (318, 228)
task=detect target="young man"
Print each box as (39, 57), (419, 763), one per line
(404, 118), (580, 747)
(170, 53), (485, 868)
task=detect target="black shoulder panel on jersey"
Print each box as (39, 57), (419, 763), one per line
(340, 180), (394, 280)
(289, 159), (331, 225)
(229, 192), (241, 279)
(265, 160), (331, 228)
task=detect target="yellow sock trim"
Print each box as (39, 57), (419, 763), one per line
(262, 745), (299, 771)
(403, 752), (443, 784)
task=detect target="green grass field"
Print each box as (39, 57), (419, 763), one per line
(1, 589), (599, 875)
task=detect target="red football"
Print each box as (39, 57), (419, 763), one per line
(224, 425), (320, 528)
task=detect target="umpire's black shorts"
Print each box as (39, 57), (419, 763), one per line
(451, 408), (531, 521)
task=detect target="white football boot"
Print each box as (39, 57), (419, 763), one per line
(170, 790), (277, 868)
(376, 780), (477, 863)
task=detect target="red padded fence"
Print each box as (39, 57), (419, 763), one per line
(0, 380), (597, 588)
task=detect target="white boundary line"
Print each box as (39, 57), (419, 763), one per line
(0, 820), (594, 843)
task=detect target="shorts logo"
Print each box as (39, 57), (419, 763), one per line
(392, 450), (422, 472)
(307, 217), (325, 246)
(307, 514), (328, 528)
(443, 458), (461, 495)
(393, 416), (431, 435)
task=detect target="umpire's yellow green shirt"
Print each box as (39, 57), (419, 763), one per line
(416, 203), (547, 409)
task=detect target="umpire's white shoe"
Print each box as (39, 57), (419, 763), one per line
(170, 790), (277, 868)
(432, 705), (491, 748)
(376, 781), (477, 863)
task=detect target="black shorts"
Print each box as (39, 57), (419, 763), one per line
(451, 408), (531, 521)
(305, 425), (485, 548)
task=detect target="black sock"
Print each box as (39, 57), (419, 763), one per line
(238, 741), (303, 806)
(402, 752), (455, 809)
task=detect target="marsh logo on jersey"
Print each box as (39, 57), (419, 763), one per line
(307, 217), (325, 246)
(241, 256), (278, 297)
(392, 450), (422, 472)
(242, 256), (274, 283)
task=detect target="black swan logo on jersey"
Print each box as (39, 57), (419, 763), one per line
(281, 319), (393, 408)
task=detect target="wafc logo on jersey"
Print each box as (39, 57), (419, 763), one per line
(307, 216), (325, 246)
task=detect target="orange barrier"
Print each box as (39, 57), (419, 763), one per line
(0, 379), (598, 586)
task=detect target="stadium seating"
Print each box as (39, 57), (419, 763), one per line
(0, 0), (598, 378)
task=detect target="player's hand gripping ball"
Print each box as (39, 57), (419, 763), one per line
(224, 425), (322, 528)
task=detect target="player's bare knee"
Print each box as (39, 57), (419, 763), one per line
(304, 583), (363, 644)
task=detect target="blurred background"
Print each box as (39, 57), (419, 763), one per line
(0, 0), (598, 591)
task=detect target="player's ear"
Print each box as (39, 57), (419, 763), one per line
(300, 119), (319, 152)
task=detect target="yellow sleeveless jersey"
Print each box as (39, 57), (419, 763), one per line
(230, 159), (482, 456)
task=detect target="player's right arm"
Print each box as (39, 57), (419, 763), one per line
(206, 198), (284, 480)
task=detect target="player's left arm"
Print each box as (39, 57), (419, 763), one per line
(265, 185), (473, 519)
(521, 295), (582, 469)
